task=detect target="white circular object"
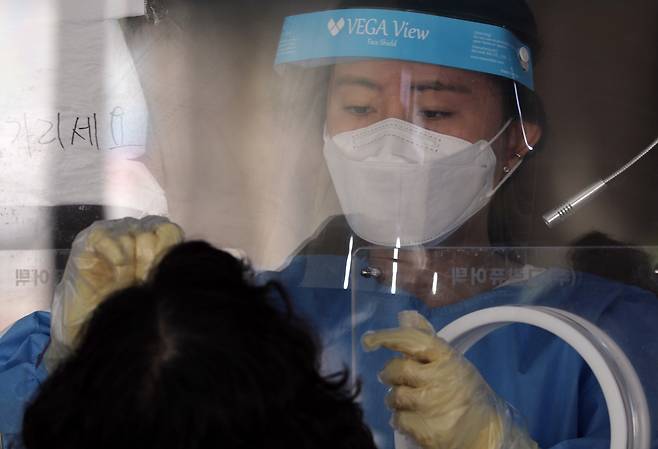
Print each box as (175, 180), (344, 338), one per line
(518, 46), (531, 71)
(436, 305), (650, 449)
(518, 46), (531, 63)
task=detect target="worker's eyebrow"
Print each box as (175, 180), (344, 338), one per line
(412, 80), (472, 94)
(334, 75), (383, 92)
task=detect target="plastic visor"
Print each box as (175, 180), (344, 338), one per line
(274, 9), (534, 90)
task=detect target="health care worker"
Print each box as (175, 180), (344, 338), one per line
(265, 1), (658, 449)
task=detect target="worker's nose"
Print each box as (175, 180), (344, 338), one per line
(382, 95), (413, 123)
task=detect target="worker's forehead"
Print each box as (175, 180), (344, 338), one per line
(331, 60), (499, 91)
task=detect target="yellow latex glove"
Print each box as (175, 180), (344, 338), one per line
(362, 311), (539, 449)
(45, 216), (183, 371)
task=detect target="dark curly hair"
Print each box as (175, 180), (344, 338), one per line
(21, 241), (375, 449)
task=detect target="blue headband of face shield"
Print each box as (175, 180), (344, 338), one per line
(274, 8), (534, 90)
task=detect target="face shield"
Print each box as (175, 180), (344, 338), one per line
(275, 8), (538, 249)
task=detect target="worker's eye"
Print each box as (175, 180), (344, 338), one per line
(344, 105), (376, 116)
(417, 110), (453, 120)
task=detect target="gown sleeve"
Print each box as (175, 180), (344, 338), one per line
(0, 311), (51, 447)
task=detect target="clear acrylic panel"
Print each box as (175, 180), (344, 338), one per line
(351, 245), (658, 449)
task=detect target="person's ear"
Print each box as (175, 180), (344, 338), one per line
(503, 120), (542, 168)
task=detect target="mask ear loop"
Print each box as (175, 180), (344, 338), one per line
(484, 111), (524, 199)
(488, 117), (513, 145)
(513, 81), (534, 151)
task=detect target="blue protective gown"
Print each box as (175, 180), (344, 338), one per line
(0, 254), (656, 449)
(262, 254), (658, 449)
(0, 312), (50, 448)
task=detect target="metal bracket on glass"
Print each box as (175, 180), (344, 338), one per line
(360, 267), (382, 279)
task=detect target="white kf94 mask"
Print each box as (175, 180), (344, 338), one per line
(323, 118), (516, 247)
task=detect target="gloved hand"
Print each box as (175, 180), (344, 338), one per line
(44, 216), (184, 371)
(362, 311), (538, 449)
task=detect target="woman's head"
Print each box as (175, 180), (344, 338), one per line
(274, 0), (545, 247)
(22, 241), (375, 449)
